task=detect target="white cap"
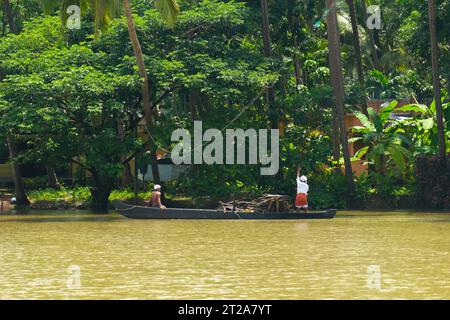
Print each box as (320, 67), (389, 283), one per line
(153, 184), (161, 190)
(300, 175), (307, 182)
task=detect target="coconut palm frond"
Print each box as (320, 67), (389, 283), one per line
(153, 0), (180, 28)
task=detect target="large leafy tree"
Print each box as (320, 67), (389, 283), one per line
(0, 2), (277, 210)
(37, 0), (180, 184)
(0, 19), (143, 210)
(1, 0), (30, 205)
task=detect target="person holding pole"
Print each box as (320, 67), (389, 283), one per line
(295, 165), (309, 212)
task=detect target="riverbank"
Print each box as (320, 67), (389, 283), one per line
(2, 187), (196, 212)
(2, 187), (448, 213)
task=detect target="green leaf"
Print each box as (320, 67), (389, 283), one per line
(350, 126), (369, 132)
(430, 99), (436, 113)
(154, 0), (180, 28)
(354, 146), (369, 159)
(422, 117), (434, 130)
(387, 145), (405, 171)
(348, 136), (363, 143)
(371, 144), (385, 156)
(396, 104), (429, 115)
(368, 108), (383, 132)
(380, 100), (397, 122)
(354, 111), (375, 131)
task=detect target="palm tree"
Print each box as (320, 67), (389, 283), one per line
(325, 0), (356, 199)
(428, 0), (446, 159)
(122, 0), (176, 184)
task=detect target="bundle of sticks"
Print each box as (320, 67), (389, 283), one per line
(218, 194), (292, 213)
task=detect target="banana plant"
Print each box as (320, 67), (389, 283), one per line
(350, 101), (412, 175)
(395, 99), (450, 154)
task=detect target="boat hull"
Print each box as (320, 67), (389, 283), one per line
(112, 201), (336, 220)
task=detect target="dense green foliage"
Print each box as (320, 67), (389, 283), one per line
(1, 0), (449, 210)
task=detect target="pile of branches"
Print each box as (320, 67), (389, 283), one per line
(218, 194), (292, 213)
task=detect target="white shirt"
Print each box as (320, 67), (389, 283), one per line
(297, 177), (309, 194)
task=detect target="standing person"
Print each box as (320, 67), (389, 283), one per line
(149, 184), (166, 209)
(295, 166), (309, 212)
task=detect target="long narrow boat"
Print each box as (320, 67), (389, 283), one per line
(112, 200), (336, 220)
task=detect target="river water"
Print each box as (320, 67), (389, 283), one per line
(0, 211), (449, 299)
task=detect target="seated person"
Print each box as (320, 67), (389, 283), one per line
(149, 184), (166, 209)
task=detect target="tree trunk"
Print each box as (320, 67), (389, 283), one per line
(293, 57), (303, 86)
(347, 0), (368, 115)
(121, 163), (133, 186)
(260, 0), (277, 129)
(123, 0), (152, 125)
(149, 148), (161, 184)
(2, 0), (17, 34)
(326, 0), (356, 199)
(287, 0), (303, 86)
(46, 164), (62, 189)
(428, 0), (446, 160)
(260, 0), (272, 57)
(6, 135), (29, 206)
(90, 172), (114, 213)
(331, 114), (341, 164)
(189, 90), (199, 120)
(117, 118), (133, 186)
(2, 5), (8, 36)
(123, 0), (161, 181)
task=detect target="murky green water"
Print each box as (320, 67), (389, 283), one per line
(1, 211), (449, 299)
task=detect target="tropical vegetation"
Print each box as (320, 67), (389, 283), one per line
(0, 0), (448, 211)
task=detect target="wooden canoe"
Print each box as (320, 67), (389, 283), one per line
(112, 201), (336, 220)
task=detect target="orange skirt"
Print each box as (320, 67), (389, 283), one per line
(295, 193), (308, 208)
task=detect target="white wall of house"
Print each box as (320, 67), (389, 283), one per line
(0, 164), (13, 182)
(143, 164), (189, 182)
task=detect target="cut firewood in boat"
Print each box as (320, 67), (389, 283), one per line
(218, 194), (293, 213)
